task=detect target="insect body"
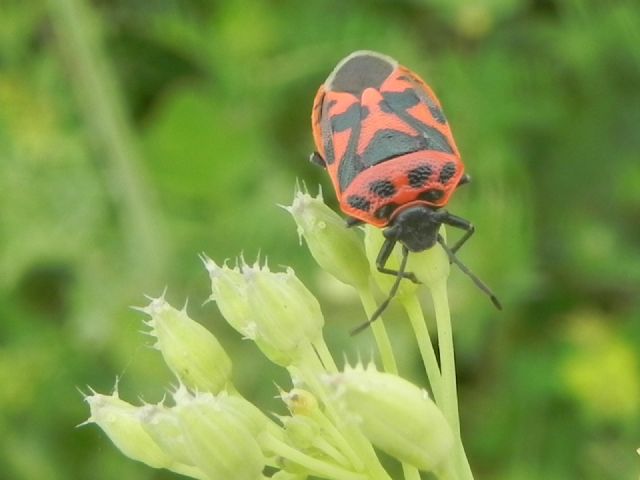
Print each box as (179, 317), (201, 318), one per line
(310, 51), (501, 333)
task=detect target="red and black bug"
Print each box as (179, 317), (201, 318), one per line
(310, 51), (501, 333)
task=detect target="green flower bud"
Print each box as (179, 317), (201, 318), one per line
(83, 390), (204, 479)
(281, 414), (319, 449)
(203, 256), (255, 338)
(282, 388), (319, 416)
(137, 293), (232, 393)
(325, 363), (454, 472)
(245, 262), (324, 365)
(278, 389), (321, 449)
(191, 389), (268, 438)
(283, 188), (369, 289)
(364, 224), (450, 293)
(173, 388), (266, 480)
(204, 255), (325, 367)
(138, 403), (194, 467)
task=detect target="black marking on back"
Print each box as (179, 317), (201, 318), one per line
(335, 103), (367, 192)
(398, 75), (447, 125)
(330, 54), (394, 95)
(438, 161), (457, 184)
(369, 180), (396, 198)
(338, 154), (366, 193)
(321, 100), (337, 165)
(332, 103), (369, 132)
(381, 90), (453, 154)
(324, 135), (336, 165)
(379, 90), (420, 113)
(407, 165), (433, 188)
(360, 129), (427, 168)
(374, 203), (398, 220)
(347, 195), (371, 212)
(418, 189), (444, 202)
(428, 103), (447, 124)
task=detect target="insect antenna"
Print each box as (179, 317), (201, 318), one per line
(436, 235), (502, 310)
(350, 246), (410, 336)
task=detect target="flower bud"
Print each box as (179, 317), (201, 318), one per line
(281, 388), (319, 416)
(325, 363), (453, 472)
(173, 389), (266, 480)
(190, 389), (269, 438)
(244, 262), (324, 366)
(204, 258), (324, 366)
(283, 188), (369, 289)
(281, 414), (319, 449)
(83, 390), (204, 479)
(138, 294), (232, 393)
(203, 256), (256, 338)
(205, 255), (325, 367)
(364, 224), (450, 293)
(138, 403), (194, 467)
(278, 388), (321, 449)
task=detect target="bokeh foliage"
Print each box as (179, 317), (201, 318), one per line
(0, 0), (638, 479)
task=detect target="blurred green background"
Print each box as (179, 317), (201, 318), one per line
(1, 0), (639, 478)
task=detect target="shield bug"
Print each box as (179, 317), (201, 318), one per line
(310, 51), (501, 333)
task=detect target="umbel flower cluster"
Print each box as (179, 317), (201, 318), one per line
(84, 188), (476, 480)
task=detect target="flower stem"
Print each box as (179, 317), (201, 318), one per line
(313, 337), (338, 373)
(358, 291), (398, 374)
(359, 292), (425, 480)
(310, 408), (365, 472)
(295, 344), (392, 480)
(260, 433), (369, 480)
(313, 436), (352, 469)
(402, 463), (422, 480)
(431, 279), (474, 480)
(402, 295), (443, 406)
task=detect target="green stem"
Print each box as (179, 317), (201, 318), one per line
(358, 292), (425, 480)
(294, 346), (392, 480)
(313, 337), (338, 373)
(435, 456), (459, 480)
(401, 463), (422, 480)
(298, 365), (392, 480)
(431, 280), (474, 480)
(358, 291), (398, 374)
(310, 408), (365, 472)
(402, 295), (443, 406)
(431, 281), (459, 434)
(313, 436), (352, 468)
(260, 433), (369, 480)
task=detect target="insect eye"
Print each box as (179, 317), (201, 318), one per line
(374, 203), (398, 220)
(418, 189), (444, 202)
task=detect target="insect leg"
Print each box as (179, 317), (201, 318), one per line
(351, 245), (411, 335)
(438, 212), (475, 254)
(456, 173), (471, 188)
(309, 151), (326, 168)
(437, 235), (502, 310)
(376, 237), (419, 283)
